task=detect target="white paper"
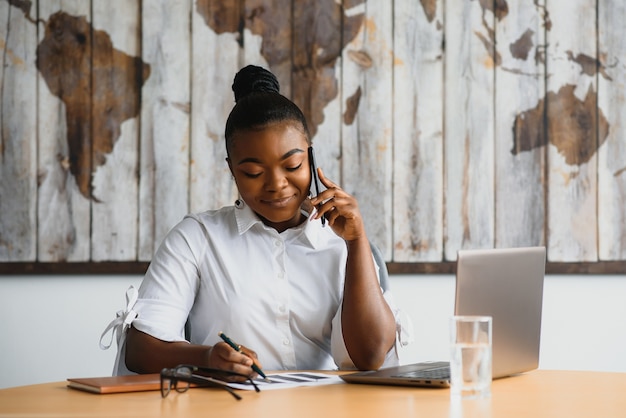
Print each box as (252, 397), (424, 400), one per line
(228, 372), (344, 391)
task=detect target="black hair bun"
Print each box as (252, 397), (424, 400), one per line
(232, 65), (280, 102)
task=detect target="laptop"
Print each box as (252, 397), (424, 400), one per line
(340, 246), (546, 388)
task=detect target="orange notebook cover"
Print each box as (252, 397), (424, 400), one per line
(67, 374), (161, 394)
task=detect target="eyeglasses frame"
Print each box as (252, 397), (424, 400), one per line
(160, 364), (261, 400)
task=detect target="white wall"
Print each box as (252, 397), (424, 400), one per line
(1, 273), (625, 389)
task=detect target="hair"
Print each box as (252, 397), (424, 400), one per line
(224, 65), (311, 156)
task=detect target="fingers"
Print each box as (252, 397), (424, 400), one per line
(309, 183), (354, 225)
(309, 168), (341, 208)
(308, 168), (365, 240)
(208, 342), (259, 379)
(210, 342), (251, 367)
(317, 194), (350, 223)
(239, 345), (263, 370)
(317, 167), (343, 191)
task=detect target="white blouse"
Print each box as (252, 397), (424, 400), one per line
(102, 201), (407, 375)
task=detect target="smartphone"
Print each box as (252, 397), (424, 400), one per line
(308, 146), (325, 226)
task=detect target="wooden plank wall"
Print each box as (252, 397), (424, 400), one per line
(0, 0), (625, 270)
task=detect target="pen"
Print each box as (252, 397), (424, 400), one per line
(218, 332), (268, 380)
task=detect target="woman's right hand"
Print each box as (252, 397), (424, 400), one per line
(207, 342), (262, 381)
(125, 327), (263, 381)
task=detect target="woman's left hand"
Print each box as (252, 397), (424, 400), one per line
(309, 168), (365, 242)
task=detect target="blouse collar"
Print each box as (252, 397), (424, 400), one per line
(233, 199), (323, 249)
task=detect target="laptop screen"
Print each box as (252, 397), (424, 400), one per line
(455, 246), (546, 378)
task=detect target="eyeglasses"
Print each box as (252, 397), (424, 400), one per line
(160, 364), (261, 400)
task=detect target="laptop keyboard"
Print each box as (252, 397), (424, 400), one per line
(392, 367), (450, 380)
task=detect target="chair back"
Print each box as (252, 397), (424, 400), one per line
(369, 241), (390, 292)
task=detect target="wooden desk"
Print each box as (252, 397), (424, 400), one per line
(1, 370), (624, 417)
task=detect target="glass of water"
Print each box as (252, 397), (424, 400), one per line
(449, 315), (492, 399)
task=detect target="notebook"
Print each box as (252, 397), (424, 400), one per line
(67, 374), (161, 394)
(340, 246), (546, 388)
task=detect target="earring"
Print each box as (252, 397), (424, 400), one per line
(235, 199), (243, 209)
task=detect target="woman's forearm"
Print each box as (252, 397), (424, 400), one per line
(125, 326), (211, 373)
(341, 237), (396, 370)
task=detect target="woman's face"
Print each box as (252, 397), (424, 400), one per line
(227, 122), (311, 232)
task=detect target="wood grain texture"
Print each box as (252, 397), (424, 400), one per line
(392, 0), (444, 262)
(190, 1), (240, 213)
(0, 0), (37, 261)
(245, 0), (293, 98)
(495, 0), (546, 249)
(341, 0), (394, 257)
(598, 0), (626, 260)
(292, 0), (345, 184)
(3, 260), (626, 275)
(139, 0), (191, 260)
(545, 0), (598, 262)
(36, 1), (92, 262)
(444, 0), (496, 261)
(0, 0), (624, 271)
(90, 0), (141, 261)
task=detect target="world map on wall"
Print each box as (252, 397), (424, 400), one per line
(7, 0), (612, 201)
(36, 11), (151, 200)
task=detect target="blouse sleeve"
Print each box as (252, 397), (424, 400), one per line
(99, 217), (206, 375)
(131, 216), (206, 342)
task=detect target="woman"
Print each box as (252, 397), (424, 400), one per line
(115, 65), (401, 377)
